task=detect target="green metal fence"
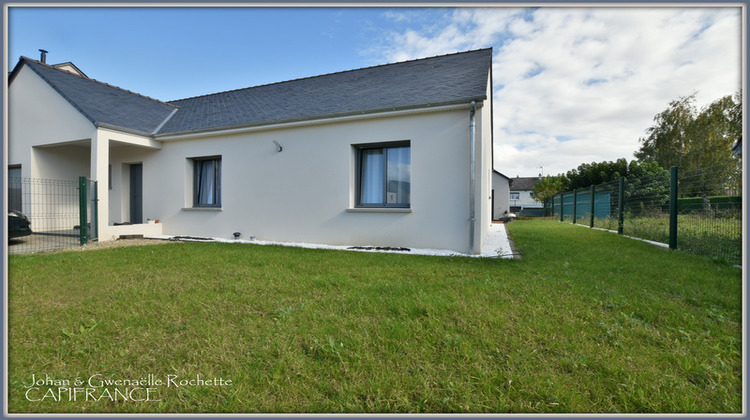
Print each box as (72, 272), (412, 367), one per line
(545, 165), (742, 265)
(7, 176), (97, 254)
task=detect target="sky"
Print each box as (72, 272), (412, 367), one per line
(6, 4), (743, 177)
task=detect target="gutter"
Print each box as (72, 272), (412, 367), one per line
(469, 100), (477, 255)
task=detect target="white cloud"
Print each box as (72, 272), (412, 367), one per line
(372, 6), (742, 177)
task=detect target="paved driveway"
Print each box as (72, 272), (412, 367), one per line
(8, 231), (81, 255)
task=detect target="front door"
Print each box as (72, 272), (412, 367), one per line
(130, 163), (143, 224)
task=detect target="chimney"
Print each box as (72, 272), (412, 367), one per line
(38, 49), (48, 63)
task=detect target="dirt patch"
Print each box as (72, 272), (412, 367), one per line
(54, 238), (174, 253)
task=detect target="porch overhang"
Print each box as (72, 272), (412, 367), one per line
(90, 128), (163, 241)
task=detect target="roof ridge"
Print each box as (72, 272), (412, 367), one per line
(168, 48), (492, 103)
(21, 56), (179, 109)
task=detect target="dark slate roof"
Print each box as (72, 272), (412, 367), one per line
(159, 48), (492, 135)
(510, 177), (540, 191)
(13, 57), (177, 136)
(12, 48), (492, 137)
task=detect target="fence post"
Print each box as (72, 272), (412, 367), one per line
(618, 177), (625, 234)
(78, 176), (88, 245)
(559, 192), (564, 222)
(589, 184), (595, 228)
(91, 180), (98, 241)
(669, 166), (678, 250)
(572, 188), (578, 224)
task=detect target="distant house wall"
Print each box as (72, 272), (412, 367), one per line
(511, 190), (542, 209)
(492, 172), (510, 219)
(135, 106), (482, 253)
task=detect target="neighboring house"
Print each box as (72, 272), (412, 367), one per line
(509, 176), (543, 216)
(8, 49), (495, 254)
(491, 170), (511, 220)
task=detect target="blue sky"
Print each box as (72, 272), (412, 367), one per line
(7, 5), (743, 177)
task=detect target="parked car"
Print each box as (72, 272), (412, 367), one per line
(8, 210), (31, 239)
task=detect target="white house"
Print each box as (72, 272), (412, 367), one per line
(8, 49), (495, 254)
(509, 176), (543, 216)
(491, 170), (511, 220)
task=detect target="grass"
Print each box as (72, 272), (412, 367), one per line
(7, 220), (742, 413)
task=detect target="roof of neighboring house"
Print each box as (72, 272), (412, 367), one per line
(52, 62), (88, 78)
(11, 48), (493, 137)
(509, 176), (540, 191)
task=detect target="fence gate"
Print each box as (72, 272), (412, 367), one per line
(78, 177), (98, 245)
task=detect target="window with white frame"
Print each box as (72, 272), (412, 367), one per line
(510, 192), (520, 201)
(193, 157), (222, 207)
(356, 142), (410, 208)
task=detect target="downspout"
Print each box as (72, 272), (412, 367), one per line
(469, 100), (477, 254)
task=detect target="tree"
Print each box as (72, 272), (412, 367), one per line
(531, 159), (667, 203)
(561, 158), (664, 190)
(565, 158), (629, 190)
(635, 93), (697, 168)
(530, 174), (568, 203)
(635, 91), (742, 195)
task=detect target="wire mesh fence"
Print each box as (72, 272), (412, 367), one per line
(622, 169), (671, 245)
(7, 177), (95, 255)
(545, 165), (742, 265)
(677, 165), (742, 265)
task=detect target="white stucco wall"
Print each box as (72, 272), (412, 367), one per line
(474, 75), (493, 253)
(9, 65), (97, 179)
(137, 107), (480, 253)
(8, 66), (98, 232)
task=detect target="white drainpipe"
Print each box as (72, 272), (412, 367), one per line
(469, 100), (477, 254)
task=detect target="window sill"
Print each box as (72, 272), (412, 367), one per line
(182, 207), (223, 212)
(346, 207), (412, 214)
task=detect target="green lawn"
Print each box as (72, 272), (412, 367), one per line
(7, 220), (742, 413)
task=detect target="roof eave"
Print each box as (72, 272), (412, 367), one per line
(96, 122), (158, 138)
(154, 97), (487, 139)
(493, 170), (511, 180)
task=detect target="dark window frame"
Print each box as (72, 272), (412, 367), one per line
(355, 141), (411, 208)
(8, 165), (22, 212)
(192, 156), (222, 208)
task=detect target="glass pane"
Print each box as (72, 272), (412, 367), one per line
(8, 167), (22, 211)
(386, 146), (410, 205)
(360, 149), (384, 205)
(195, 159), (220, 206)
